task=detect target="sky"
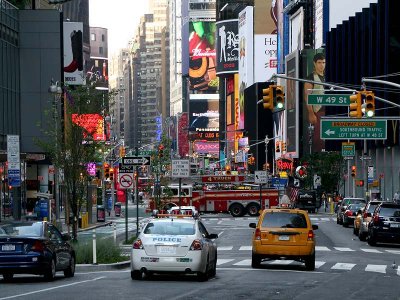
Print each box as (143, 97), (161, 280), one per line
(89, 0), (150, 57)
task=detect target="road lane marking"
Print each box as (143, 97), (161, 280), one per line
(361, 248), (382, 253)
(0, 276), (106, 300)
(269, 260), (294, 265)
(316, 246), (331, 251)
(320, 218), (331, 221)
(331, 263), (356, 270)
(365, 264), (386, 273)
(315, 261), (326, 268)
(239, 246), (252, 251)
(398, 268), (400, 276)
(334, 247), (355, 252)
(385, 250), (400, 255)
(233, 259), (251, 266)
(217, 258), (235, 266)
(310, 217), (319, 221)
(218, 246), (233, 251)
(217, 220), (223, 224)
(216, 267), (324, 273)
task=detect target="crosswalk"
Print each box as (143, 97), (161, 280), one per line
(202, 216), (336, 222)
(215, 258), (400, 275)
(217, 245), (400, 255)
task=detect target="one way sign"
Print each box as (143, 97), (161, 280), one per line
(122, 156), (151, 166)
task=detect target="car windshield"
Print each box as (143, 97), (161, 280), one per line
(379, 207), (400, 217)
(0, 222), (42, 237)
(261, 212), (308, 228)
(348, 203), (364, 211)
(367, 203), (380, 213)
(143, 221), (195, 235)
(344, 199), (365, 205)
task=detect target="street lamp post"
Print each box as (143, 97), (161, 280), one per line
(308, 123), (314, 155)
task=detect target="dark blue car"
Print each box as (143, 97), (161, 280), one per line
(0, 221), (75, 281)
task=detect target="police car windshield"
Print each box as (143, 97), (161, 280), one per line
(143, 222), (195, 235)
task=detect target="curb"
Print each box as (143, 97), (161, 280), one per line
(76, 260), (130, 272)
(77, 221), (113, 233)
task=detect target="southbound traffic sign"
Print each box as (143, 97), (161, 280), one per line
(122, 156), (151, 166)
(321, 119), (387, 140)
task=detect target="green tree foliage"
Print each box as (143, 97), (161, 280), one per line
(299, 151), (345, 194)
(37, 85), (114, 240)
(7, 0), (31, 9)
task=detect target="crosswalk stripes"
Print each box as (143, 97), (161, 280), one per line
(315, 261), (326, 268)
(218, 246), (233, 251)
(386, 250), (400, 255)
(238, 246), (252, 251)
(233, 259), (252, 266)
(361, 248), (382, 253)
(216, 259), (234, 266)
(334, 247), (355, 252)
(315, 246), (330, 251)
(325, 262), (355, 271)
(365, 264), (386, 273)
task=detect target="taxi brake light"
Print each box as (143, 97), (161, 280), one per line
(307, 230), (314, 241)
(133, 238), (144, 249)
(254, 228), (261, 240)
(189, 239), (202, 251)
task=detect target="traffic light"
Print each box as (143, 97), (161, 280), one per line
(349, 92), (362, 118)
(225, 165), (231, 175)
(351, 165), (356, 177)
(364, 91), (375, 118)
(275, 140), (281, 152)
(281, 141), (287, 152)
(248, 156), (255, 165)
(356, 179), (364, 187)
(104, 163), (110, 179)
(119, 146), (126, 157)
(158, 144), (164, 158)
(109, 168), (114, 181)
(262, 85), (274, 110)
(274, 85), (285, 111)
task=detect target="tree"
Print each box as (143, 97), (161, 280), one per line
(37, 85), (114, 240)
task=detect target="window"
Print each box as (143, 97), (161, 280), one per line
(99, 47), (103, 54)
(102, 34), (105, 41)
(261, 212), (308, 228)
(91, 33), (96, 41)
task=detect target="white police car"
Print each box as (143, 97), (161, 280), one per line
(130, 215), (218, 281)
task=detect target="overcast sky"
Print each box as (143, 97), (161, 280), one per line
(89, 0), (149, 57)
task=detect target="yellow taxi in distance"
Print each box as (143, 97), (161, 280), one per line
(249, 208), (318, 270)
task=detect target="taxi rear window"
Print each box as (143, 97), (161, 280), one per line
(261, 212), (308, 228)
(144, 222), (195, 235)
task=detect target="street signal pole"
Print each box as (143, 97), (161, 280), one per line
(349, 92), (362, 118)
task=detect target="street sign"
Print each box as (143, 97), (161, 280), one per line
(254, 171), (268, 184)
(119, 163), (134, 173)
(308, 94), (350, 106)
(122, 156), (151, 166)
(138, 150), (152, 156)
(271, 178), (288, 189)
(341, 142), (355, 157)
(201, 175), (245, 183)
(313, 174), (321, 189)
(172, 159), (190, 178)
(368, 166), (374, 184)
(321, 119), (387, 140)
(119, 173), (134, 189)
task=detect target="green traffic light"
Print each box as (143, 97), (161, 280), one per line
(276, 102), (284, 109)
(366, 110), (374, 117)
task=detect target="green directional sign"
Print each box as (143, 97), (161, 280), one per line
(321, 119), (387, 140)
(308, 94), (350, 106)
(139, 150), (153, 156)
(342, 142), (355, 157)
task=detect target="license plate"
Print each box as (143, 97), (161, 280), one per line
(278, 235), (290, 241)
(157, 246), (176, 254)
(1, 244), (15, 251)
(390, 223), (400, 228)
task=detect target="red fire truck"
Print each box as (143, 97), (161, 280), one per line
(147, 184), (279, 217)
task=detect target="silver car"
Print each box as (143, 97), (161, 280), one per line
(130, 216), (218, 281)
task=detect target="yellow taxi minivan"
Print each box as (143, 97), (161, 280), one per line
(249, 208), (318, 270)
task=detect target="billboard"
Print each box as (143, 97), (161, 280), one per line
(193, 141), (219, 154)
(285, 51), (299, 158)
(216, 20), (239, 75)
(189, 94), (219, 133)
(71, 114), (107, 141)
(188, 21), (218, 92)
(254, 35), (277, 82)
(63, 22), (85, 85)
(86, 57), (108, 89)
(177, 112), (190, 158)
(302, 48), (326, 154)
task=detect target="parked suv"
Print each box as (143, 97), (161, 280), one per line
(249, 208), (318, 271)
(336, 198), (366, 225)
(355, 200), (382, 241)
(367, 202), (400, 246)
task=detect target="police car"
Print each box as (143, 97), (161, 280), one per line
(130, 215), (218, 281)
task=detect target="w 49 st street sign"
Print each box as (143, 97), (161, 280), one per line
(122, 156), (151, 166)
(321, 119), (387, 140)
(308, 94), (350, 106)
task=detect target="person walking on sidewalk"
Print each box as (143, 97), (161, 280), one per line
(321, 192), (327, 212)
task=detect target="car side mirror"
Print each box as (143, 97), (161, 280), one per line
(208, 233), (218, 239)
(312, 224), (318, 230)
(62, 233), (71, 241)
(249, 223), (256, 228)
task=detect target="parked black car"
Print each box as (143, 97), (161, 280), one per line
(336, 198), (366, 225)
(0, 221), (75, 281)
(342, 202), (365, 227)
(367, 202), (400, 246)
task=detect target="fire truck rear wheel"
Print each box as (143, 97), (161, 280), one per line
(229, 204), (245, 217)
(246, 203), (260, 216)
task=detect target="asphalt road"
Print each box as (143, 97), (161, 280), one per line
(2, 213), (400, 300)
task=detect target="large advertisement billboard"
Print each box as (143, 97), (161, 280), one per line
(86, 57), (108, 90)
(188, 21), (218, 92)
(254, 34), (277, 82)
(71, 114), (108, 141)
(189, 94), (219, 134)
(302, 48), (326, 154)
(63, 22), (85, 85)
(285, 51), (299, 158)
(216, 20), (239, 75)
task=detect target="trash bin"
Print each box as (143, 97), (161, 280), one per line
(114, 202), (122, 217)
(97, 205), (105, 222)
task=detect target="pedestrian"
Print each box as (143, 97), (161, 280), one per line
(321, 192), (327, 212)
